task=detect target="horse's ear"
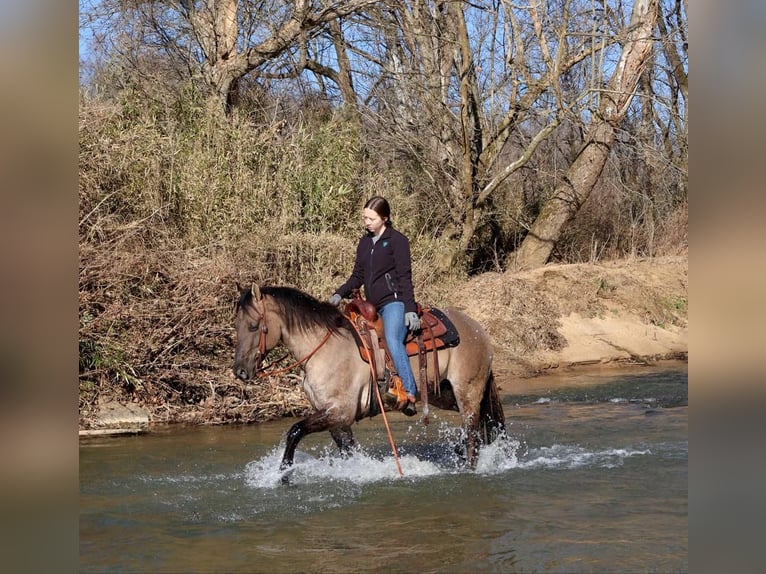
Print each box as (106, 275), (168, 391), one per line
(251, 284), (261, 301)
(236, 281), (242, 292)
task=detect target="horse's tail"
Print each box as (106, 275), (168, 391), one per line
(479, 371), (506, 444)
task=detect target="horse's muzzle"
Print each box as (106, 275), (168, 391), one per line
(233, 365), (250, 381)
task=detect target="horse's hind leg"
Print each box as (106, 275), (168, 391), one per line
(465, 428), (480, 469)
(463, 415), (481, 470)
(329, 425), (356, 457)
(281, 409), (331, 471)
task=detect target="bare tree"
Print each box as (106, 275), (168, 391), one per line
(80, 0), (685, 270)
(348, 0), (621, 270)
(82, 0), (379, 116)
(512, 0), (660, 269)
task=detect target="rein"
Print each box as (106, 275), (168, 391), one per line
(253, 298), (333, 378)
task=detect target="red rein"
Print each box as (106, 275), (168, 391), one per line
(253, 299), (332, 377)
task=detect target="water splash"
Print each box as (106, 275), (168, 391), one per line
(243, 424), (654, 489)
(474, 435), (525, 474)
(243, 444), (448, 489)
(244, 427), (527, 488)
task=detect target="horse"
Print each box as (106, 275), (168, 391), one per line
(232, 284), (505, 473)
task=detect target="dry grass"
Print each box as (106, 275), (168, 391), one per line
(78, 234), (322, 428)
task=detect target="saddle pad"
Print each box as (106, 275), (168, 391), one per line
(405, 307), (460, 350)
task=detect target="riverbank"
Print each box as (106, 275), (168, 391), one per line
(455, 255), (687, 379)
(80, 254), (687, 433)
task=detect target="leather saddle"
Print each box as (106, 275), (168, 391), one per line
(344, 298), (460, 401)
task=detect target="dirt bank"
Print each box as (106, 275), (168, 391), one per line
(450, 255), (687, 379)
(80, 255), (687, 432)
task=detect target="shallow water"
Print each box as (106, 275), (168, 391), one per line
(80, 363), (687, 573)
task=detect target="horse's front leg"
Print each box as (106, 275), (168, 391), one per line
(329, 425), (356, 457)
(280, 409), (331, 471)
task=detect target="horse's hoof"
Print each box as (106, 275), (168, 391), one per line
(280, 466), (294, 485)
(401, 401), (417, 417)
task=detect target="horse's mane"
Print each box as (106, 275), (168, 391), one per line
(237, 286), (351, 334)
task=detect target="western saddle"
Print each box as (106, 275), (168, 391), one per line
(342, 297), (459, 417)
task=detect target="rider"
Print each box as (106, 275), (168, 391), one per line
(328, 196), (420, 415)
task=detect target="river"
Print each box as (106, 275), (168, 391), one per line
(80, 362), (687, 573)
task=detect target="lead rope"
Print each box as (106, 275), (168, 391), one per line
(373, 372), (404, 477)
(346, 310), (403, 477)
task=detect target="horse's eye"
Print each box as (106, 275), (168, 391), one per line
(249, 324), (259, 332)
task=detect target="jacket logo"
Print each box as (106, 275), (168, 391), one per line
(382, 240), (389, 248)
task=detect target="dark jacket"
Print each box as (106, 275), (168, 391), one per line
(335, 225), (417, 314)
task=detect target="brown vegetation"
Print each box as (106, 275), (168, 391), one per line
(79, 217), (687, 429)
(78, 90), (687, 427)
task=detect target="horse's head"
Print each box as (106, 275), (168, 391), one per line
(232, 284), (281, 381)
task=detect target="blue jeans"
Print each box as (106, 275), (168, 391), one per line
(380, 302), (417, 397)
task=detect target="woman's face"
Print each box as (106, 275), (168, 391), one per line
(363, 207), (387, 236)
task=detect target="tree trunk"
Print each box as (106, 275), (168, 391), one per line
(512, 0), (659, 270)
(452, 1), (483, 263)
(329, 20), (358, 111)
(191, 0), (378, 116)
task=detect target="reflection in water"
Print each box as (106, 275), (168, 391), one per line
(80, 363), (687, 573)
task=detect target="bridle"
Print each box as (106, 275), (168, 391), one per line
(250, 296), (333, 378)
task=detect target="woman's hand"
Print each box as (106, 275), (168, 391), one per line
(405, 312), (420, 332)
(328, 294), (342, 307)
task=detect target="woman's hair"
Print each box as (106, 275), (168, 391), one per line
(364, 196), (391, 225)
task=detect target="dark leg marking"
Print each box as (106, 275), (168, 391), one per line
(280, 409), (331, 471)
(329, 425), (356, 457)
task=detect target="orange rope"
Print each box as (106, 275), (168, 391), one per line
(373, 373), (404, 477)
(346, 310), (403, 477)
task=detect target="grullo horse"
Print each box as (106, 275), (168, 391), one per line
(233, 285), (504, 473)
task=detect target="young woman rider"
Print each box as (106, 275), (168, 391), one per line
(328, 196), (420, 414)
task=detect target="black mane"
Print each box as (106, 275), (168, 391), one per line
(237, 285), (350, 334)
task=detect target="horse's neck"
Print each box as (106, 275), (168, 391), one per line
(280, 324), (329, 358)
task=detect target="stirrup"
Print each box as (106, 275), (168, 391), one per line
(382, 389), (400, 409)
(382, 384), (404, 410)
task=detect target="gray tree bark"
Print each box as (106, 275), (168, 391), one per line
(184, 0), (378, 116)
(512, 0), (659, 270)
